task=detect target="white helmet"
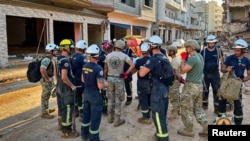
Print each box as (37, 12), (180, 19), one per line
(149, 35), (162, 47)
(233, 39), (248, 49)
(75, 40), (87, 50)
(45, 43), (58, 52)
(86, 44), (100, 57)
(206, 35), (217, 43)
(140, 42), (150, 53)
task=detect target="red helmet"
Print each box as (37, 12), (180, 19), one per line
(102, 41), (113, 50)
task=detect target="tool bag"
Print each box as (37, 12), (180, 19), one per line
(217, 71), (242, 101)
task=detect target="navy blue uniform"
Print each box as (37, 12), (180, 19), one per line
(56, 55), (75, 132)
(71, 52), (86, 116)
(97, 50), (108, 114)
(145, 53), (169, 141)
(135, 56), (151, 118)
(200, 48), (222, 110)
(97, 50), (106, 69)
(218, 54), (250, 125)
(123, 47), (133, 103)
(81, 62), (104, 141)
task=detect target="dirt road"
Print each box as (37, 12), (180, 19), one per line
(1, 74), (250, 141)
(1, 47), (250, 141)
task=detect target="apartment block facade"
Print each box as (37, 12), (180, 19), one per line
(153, 0), (206, 44)
(207, 1), (224, 35)
(0, 0), (210, 67)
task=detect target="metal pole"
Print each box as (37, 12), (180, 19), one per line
(35, 20), (46, 59)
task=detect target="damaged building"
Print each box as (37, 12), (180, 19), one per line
(222, 0), (250, 41)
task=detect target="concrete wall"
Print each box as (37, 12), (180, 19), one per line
(0, 3), (108, 67)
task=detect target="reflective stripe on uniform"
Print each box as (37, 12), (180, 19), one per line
(234, 115), (243, 119)
(155, 112), (168, 138)
(218, 112), (226, 116)
(81, 122), (90, 127)
(141, 109), (149, 113)
(78, 106), (83, 110)
(89, 129), (99, 134)
(62, 105), (72, 126)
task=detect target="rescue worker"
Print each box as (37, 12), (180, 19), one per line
(122, 39), (134, 105)
(56, 39), (79, 138)
(178, 39), (208, 137)
(166, 45), (183, 120)
(139, 35), (169, 141)
(200, 34), (224, 114)
(98, 41), (113, 115)
(81, 44), (107, 141)
(218, 39), (250, 125)
(40, 43), (58, 119)
(134, 42), (152, 125)
(104, 40), (135, 127)
(71, 39), (87, 121)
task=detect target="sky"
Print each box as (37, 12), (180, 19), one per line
(195, 0), (223, 6)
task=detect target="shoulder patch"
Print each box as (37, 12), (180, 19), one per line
(99, 71), (103, 76)
(64, 63), (69, 67)
(146, 60), (150, 65)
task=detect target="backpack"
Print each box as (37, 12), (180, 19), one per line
(217, 71), (242, 101)
(151, 55), (175, 86)
(26, 56), (52, 83)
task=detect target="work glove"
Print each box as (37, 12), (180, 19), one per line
(179, 76), (185, 84)
(180, 52), (189, 61)
(123, 72), (129, 80)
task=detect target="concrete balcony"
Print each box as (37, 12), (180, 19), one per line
(165, 0), (180, 10)
(50, 0), (113, 12)
(161, 16), (186, 27)
(181, 6), (187, 12)
(193, 7), (205, 13)
(190, 0), (196, 7)
(228, 1), (250, 7)
(190, 13), (198, 19)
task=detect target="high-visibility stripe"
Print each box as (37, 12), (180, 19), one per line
(155, 112), (168, 138)
(62, 105), (72, 126)
(218, 112), (226, 116)
(78, 106), (83, 110)
(234, 115), (243, 118)
(81, 123), (90, 127)
(89, 129), (99, 134)
(141, 109), (149, 113)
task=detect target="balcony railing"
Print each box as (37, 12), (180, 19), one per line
(165, 0), (180, 10)
(163, 16), (186, 26)
(190, 13), (198, 19)
(228, 1), (250, 7)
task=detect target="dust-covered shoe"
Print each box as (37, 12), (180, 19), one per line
(125, 100), (132, 105)
(48, 108), (56, 113)
(177, 127), (195, 137)
(138, 118), (152, 125)
(61, 131), (79, 138)
(41, 113), (54, 119)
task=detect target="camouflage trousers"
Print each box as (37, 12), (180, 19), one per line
(180, 81), (208, 128)
(106, 76), (125, 116)
(169, 79), (180, 110)
(40, 79), (53, 114)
